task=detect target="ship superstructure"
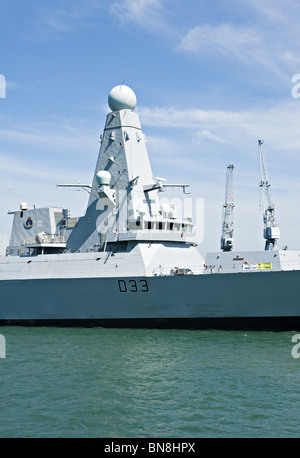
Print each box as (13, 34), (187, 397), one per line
(6, 86), (201, 271)
(1, 85), (300, 330)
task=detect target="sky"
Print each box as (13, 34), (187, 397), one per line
(1, 0), (300, 253)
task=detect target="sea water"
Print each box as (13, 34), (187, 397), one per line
(0, 326), (299, 438)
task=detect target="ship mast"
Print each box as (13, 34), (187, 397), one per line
(258, 139), (280, 250)
(221, 164), (234, 251)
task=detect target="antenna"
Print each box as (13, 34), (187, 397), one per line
(57, 183), (92, 194)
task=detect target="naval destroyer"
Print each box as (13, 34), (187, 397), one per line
(1, 85), (300, 330)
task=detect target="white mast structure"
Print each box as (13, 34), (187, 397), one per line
(258, 139), (280, 250)
(221, 164), (234, 252)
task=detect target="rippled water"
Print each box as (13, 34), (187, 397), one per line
(0, 326), (299, 438)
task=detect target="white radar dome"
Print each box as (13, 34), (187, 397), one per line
(20, 202), (28, 211)
(96, 170), (111, 186)
(108, 85), (137, 111)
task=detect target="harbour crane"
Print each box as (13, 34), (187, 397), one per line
(258, 139), (280, 250)
(221, 164), (234, 251)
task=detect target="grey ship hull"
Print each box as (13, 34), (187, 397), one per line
(1, 270), (299, 330)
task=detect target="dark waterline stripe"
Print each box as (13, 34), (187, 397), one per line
(1, 316), (300, 331)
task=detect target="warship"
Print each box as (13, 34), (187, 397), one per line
(1, 85), (300, 330)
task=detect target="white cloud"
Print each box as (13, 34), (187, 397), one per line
(0, 152), (79, 181)
(284, 51), (300, 64)
(178, 22), (291, 79)
(0, 117), (98, 154)
(27, 0), (104, 38)
(176, 1), (300, 81)
(139, 105), (240, 129)
(139, 100), (300, 156)
(179, 24), (259, 58)
(5, 81), (19, 91)
(110, 0), (167, 33)
(108, 0), (300, 84)
(242, 0), (300, 23)
(0, 115), (99, 226)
